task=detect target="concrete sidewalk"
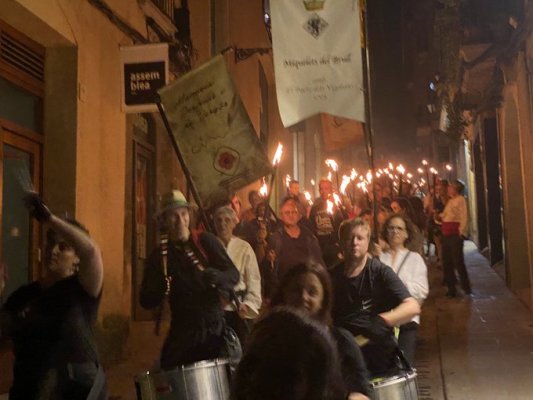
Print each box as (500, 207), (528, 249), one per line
(416, 241), (533, 400)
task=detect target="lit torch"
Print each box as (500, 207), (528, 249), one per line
(303, 191), (313, 206)
(326, 199), (334, 215)
(259, 177), (268, 197)
(445, 164), (452, 180)
(339, 175), (351, 195)
(266, 142), (283, 219)
(325, 159), (340, 189)
(396, 164), (405, 196)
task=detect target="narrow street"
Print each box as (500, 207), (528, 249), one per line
(96, 241), (533, 400)
(416, 242), (533, 400)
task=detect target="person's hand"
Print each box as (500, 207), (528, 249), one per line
(348, 393), (369, 400)
(265, 249), (276, 263)
(367, 315), (391, 341)
(202, 268), (220, 287)
(238, 303), (250, 318)
(24, 192), (51, 222)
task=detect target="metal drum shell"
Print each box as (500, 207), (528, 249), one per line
(135, 359), (230, 400)
(372, 371), (419, 400)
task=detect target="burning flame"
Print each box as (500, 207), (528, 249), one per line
(325, 159), (338, 171)
(332, 193), (342, 207)
(339, 175), (351, 194)
(327, 171), (333, 181)
(303, 191), (313, 205)
(422, 159), (428, 166)
(326, 199), (334, 215)
(285, 174), (292, 188)
(388, 162), (393, 170)
(350, 168), (358, 180)
(445, 164), (452, 171)
(417, 168), (424, 174)
(259, 178), (268, 197)
(310, 179), (315, 186)
(407, 173), (413, 179)
(396, 164), (405, 175)
(430, 167), (438, 175)
(272, 143), (283, 166)
(366, 171), (373, 182)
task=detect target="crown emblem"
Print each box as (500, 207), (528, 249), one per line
(303, 0), (326, 11)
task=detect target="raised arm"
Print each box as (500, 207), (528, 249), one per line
(48, 215), (104, 298)
(24, 192), (103, 298)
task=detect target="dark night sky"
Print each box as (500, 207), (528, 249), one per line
(368, 0), (419, 166)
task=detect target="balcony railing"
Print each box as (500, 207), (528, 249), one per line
(150, 0), (173, 20)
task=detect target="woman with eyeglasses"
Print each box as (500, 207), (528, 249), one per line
(0, 193), (106, 400)
(380, 214), (429, 366)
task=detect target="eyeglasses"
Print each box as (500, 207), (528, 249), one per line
(387, 225), (406, 233)
(281, 210), (299, 216)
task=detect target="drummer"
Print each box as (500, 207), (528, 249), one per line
(330, 218), (420, 378)
(140, 190), (239, 369)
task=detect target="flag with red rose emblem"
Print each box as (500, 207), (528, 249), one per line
(158, 55), (272, 208)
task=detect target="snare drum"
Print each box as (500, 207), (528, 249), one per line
(134, 358), (230, 400)
(372, 370), (419, 400)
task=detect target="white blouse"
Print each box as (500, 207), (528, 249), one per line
(224, 236), (262, 318)
(380, 248), (429, 324)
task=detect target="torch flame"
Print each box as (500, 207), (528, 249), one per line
(259, 178), (268, 197)
(396, 164), (405, 174)
(327, 171), (333, 182)
(326, 199), (334, 215)
(332, 193), (342, 206)
(272, 143), (283, 166)
(445, 164), (452, 171)
(303, 191), (313, 205)
(285, 174), (292, 188)
(430, 167), (438, 174)
(310, 179), (315, 186)
(350, 168), (358, 180)
(417, 168), (424, 174)
(339, 175), (350, 194)
(366, 171), (373, 182)
(325, 159), (339, 171)
(422, 159), (428, 166)
(407, 173), (413, 179)
(388, 162), (394, 170)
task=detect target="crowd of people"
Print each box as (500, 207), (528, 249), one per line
(0, 175), (472, 399)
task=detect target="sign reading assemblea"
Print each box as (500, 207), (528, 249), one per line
(121, 43), (169, 113)
(270, 0), (365, 127)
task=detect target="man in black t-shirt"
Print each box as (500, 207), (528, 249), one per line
(330, 218), (420, 377)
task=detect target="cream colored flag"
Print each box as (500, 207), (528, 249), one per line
(271, 0), (365, 127)
(158, 55), (272, 208)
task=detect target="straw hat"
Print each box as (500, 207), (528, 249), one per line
(156, 190), (195, 216)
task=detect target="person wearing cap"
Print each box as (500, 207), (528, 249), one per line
(213, 205), (262, 346)
(140, 190), (239, 369)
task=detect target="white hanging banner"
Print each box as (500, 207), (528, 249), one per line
(121, 43), (169, 113)
(271, 0), (365, 127)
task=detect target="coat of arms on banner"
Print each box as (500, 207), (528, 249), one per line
(304, 13), (328, 38)
(158, 55), (272, 208)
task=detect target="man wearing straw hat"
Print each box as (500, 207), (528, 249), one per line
(140, 190), (239, 369)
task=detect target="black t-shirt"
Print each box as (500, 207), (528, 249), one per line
(330, 257), (411, 377)
(330, 257), (410, 327)
(3, 276), (100, 399)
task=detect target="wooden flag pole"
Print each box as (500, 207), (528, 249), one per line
(360, 0), (380, 243)
(156, 98), (214, 232)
